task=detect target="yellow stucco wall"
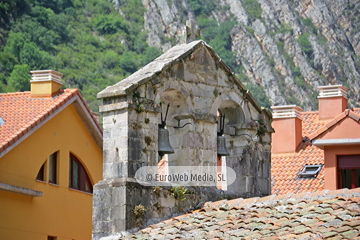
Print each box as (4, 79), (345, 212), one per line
(30, 81), (62, 97)
(0, 103), (102, 240)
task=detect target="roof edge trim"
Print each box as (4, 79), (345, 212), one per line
(0, 96), (76, 158)
(312, 138), (360, 147)
(0, 183), (43, 197)
(72, 95), (103, 149)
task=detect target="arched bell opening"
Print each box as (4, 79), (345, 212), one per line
(157, 88), (191, 170)
(217, 100), (245, 136)
(159, 88), (190, 127)
(216, 100), (245, 190)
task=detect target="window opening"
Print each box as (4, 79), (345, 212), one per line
(69, 154), (93, 193)
(36, 162), (46, 181)
(298, 165), (322, 178)
(49, 152), (58, 184)
(338, 155), (360, 189)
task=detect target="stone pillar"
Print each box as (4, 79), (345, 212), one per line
(92, 94), (160, 239)
(92, 96), (129, 240)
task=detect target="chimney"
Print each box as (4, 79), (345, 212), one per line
(318, 85), (348, 120)
(30, 70), (63, 97)
(271, 105), (303, 153)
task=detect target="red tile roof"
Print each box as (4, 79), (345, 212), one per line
(0, 89), (101, 155)
(272, 111), (326, 195)
(272, 145), (325, 195)
(271, 109), (360, 195)
(122, 188), (360, 239)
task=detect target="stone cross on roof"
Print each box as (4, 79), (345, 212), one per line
(182, 19), (200, 44)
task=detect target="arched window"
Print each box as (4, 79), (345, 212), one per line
(36, 151), (58, 184)
(69, 154), (93, 193)
(49, 152), (58, 184)
(36, 162), (46, 181)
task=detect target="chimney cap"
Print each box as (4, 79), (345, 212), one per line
(317, 85), (348, 99)
(30, 69), (63, 85)
(271, 105), (303, 119)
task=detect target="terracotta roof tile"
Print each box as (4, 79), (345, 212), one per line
(122, 188), (360, 239)
(272, 109), (355, 195)
(349, 111), (360, 121)
(0, 90), (101, 155)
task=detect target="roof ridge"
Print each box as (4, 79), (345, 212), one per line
(301, 111), (319, 114)
(308, 109), (360, 140)
(97, 40), (248, 102)
(201, 188), (360, 210)
(0, 91), (31, 96)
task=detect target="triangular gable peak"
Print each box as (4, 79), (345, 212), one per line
(97, 40), (261, 111)
(0, 89), (102, 158)
(311, 109), (360, 148)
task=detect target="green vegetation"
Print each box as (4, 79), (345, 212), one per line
(244, 83), (271, 108)
(236, 66), (250, 83)
(188, 0), (216, 16)
(0, 0), (162, 112)
(276, 41), (294, 67)
(301, 18), (317, 35)
(242, 0), (262, 21)
(279, 23), (293, 34)
(318, 34), (328, 45)
(170, 186), (188, 201)
(133, 204), (146, 218)
(198, 17), (237, 70)
(296, 33), (313, 59)
(236, 66), (270, 108)
(8, 64), (30, 91)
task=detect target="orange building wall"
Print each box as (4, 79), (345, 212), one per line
(0, 104), (102, 240)
(319, 118), (360, 140)
(323, 145), (360, 190)
(272, 117), (302, 153)
(317, 118), (360, 190)
(318, 97), (348, 120)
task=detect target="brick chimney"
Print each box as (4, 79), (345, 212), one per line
(271, 105), (303, 153)
(318, 85), (348, 120)
(30, 70), (63, 97)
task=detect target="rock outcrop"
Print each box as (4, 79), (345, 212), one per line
(117, 0), (360, 110)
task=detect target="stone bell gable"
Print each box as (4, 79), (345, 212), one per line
(93, 40), (273, 239)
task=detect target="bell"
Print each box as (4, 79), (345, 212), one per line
(158, 127), (175, 156)
(217, 135), (230, 156)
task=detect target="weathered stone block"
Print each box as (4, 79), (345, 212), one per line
(246, 176), (254, 193)
(111, 187), (126, 207)
(92, 221), (111, 234)
(228, 175), (247, 192)
(255, 178), (271, 196)
(103, 162), (128, 179)
(159, 196), (175, 208)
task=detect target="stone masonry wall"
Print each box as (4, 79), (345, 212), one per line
(93, 43), (272, 239)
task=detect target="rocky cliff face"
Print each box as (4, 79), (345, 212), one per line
(122, 0), (359, 110)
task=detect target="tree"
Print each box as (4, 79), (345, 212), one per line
(142, 47), (162, 66)
(242, 0), (262, 21)
(4, 31), (28, 60)
(19, 42), (54, 69)
(8, 64), (31, 91)
(119, 51), (137, 73)
(93, 15), (128, 35)
(188, 0), (216, 16)
(0, 50), (18, 77)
